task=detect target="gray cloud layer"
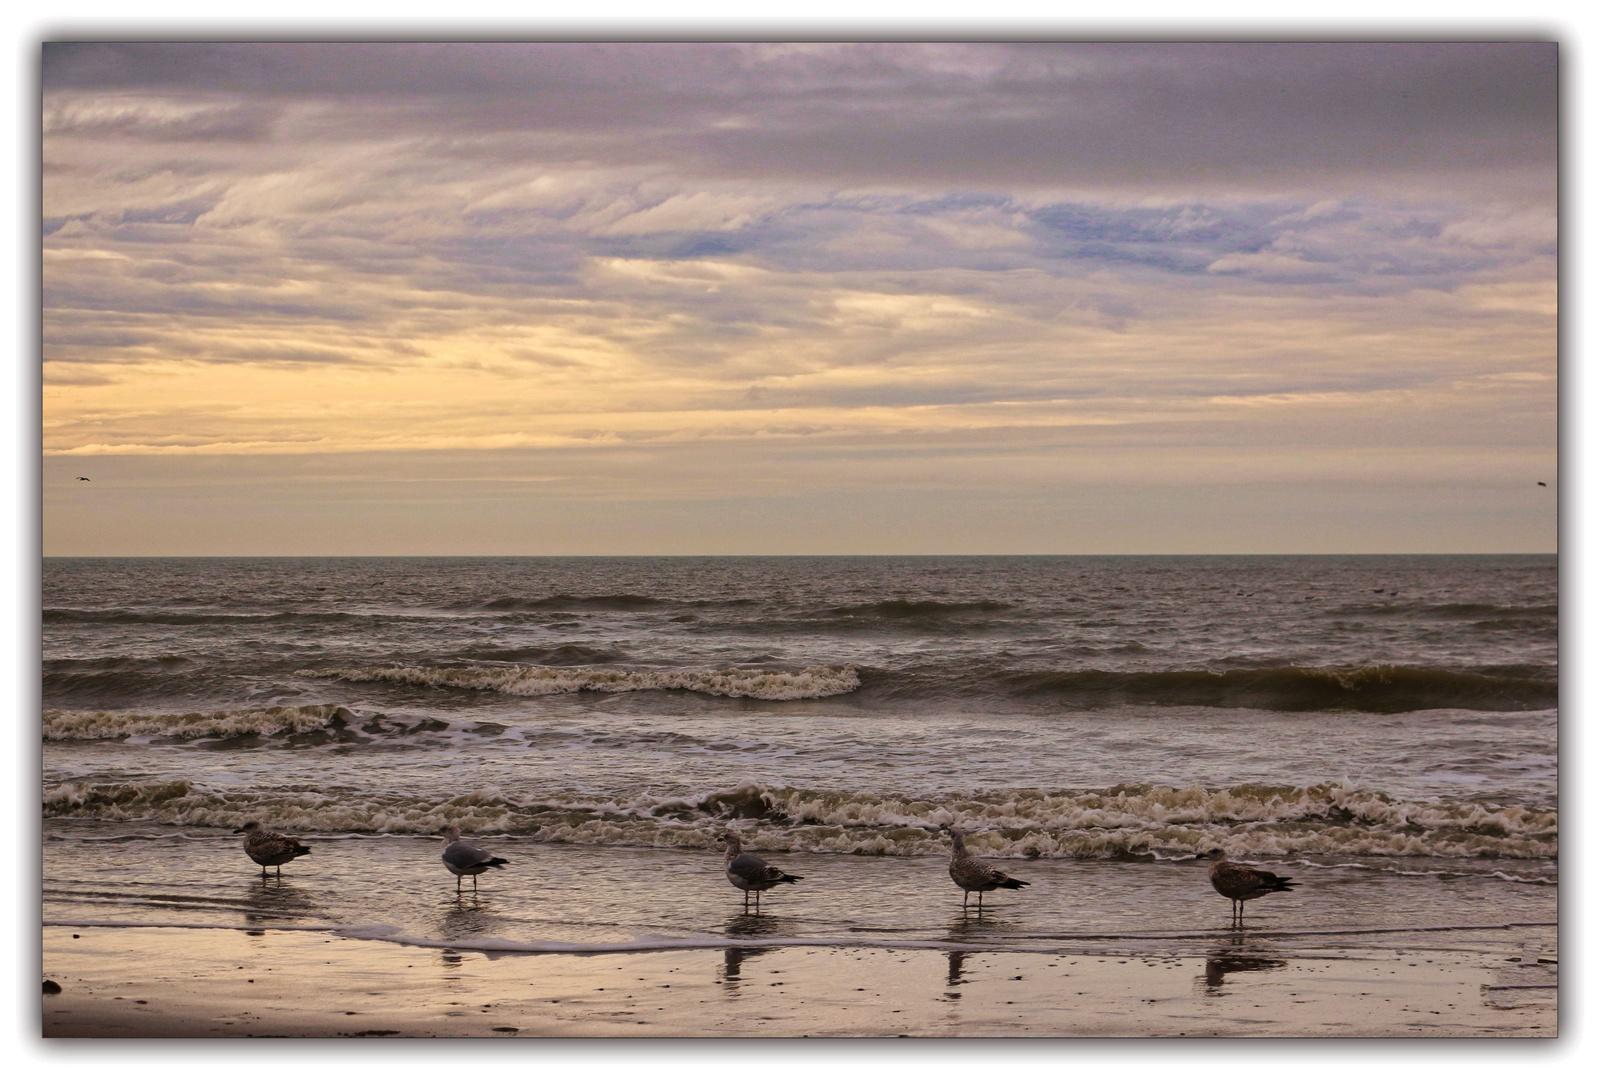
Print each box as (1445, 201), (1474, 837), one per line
(44, 42), (1554, 186)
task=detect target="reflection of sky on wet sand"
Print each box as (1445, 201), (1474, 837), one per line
(43, 922), (1552, 1036)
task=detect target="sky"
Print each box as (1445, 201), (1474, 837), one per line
(40, 40), (1558, 555)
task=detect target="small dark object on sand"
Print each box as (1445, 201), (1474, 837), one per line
(43, 980), (62, 995)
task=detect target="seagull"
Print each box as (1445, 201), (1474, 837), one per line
(233, 822), (311, 879)
(1538, 481), (1547, 487)
(1206, 850), (1295, 925)
(441, 825), (508, 894)
(720, 833), (801, 912)
(945, 825), (1028, 914)
(75, 476), (90, 482)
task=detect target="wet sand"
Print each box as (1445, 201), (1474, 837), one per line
(41, 925), (1554, 1038)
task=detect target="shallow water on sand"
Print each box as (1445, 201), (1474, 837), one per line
(44, 822), (1554, 963)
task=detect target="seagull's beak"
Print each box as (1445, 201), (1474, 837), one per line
(231, 826), (247, 834)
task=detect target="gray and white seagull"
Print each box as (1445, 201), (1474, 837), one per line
(440, 825), (509, 894)
(946, 825), (1029, 913)
(720, 833), (801, 912)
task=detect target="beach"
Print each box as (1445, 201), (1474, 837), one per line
(43, 914), (1555, 1038)
(42, 834), (1556, 1038)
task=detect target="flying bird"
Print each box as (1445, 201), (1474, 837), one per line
(233, 822), (311, 879)
(945, 825), (1029, 914)
(1206, 850), (1295, 925)
(440, 825), (509, 894)
(1538, 481), (1547, 487)
(75, 476), (90, 482)
(720, 833), (801, 912)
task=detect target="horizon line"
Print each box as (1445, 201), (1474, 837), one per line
(41, 551), (1560, 559)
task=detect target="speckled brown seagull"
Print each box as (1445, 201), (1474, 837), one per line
(233, 822), (311, 879)
(1206, 850), (1295, 924)
(720, 833), (801, 912)
(946, 825), (1028, 913)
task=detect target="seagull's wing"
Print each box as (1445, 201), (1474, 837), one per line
(443, 839), (497, 869)
(728, 853), (772, 877)
(1212, 862), (1291, 894)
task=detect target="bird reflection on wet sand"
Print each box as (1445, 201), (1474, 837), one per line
(1198, 945), (1288, 996)
(721, 945), (774, 992)
(945, 951), (968, 999)
(240, 881), (319, 924)
(438, 897), (498, 942)
(945, 911), (1018, 940)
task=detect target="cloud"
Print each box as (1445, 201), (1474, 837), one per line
(43, 43), (1555, 191)
(39, 43), (1555, 556)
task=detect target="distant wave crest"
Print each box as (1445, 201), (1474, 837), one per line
(479, 593), (666, 612)
(300, 663), (861, 701)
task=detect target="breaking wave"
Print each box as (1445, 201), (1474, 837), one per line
(40, 779), (1557, 861)
(43, 704), (389, 742)
(300, 664), (861, 701)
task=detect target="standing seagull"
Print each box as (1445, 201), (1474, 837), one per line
(720, 833), (801, 912)
(233, 822), (311, 879)
(946, 825), (1028, 914)
(1206, 850), (1295, 925)
(440, 825), (508, 894)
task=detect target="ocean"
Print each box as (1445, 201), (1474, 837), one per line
(42, 555), (1557, 959)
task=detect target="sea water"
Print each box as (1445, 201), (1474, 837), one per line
(42, 556), (1557, 956)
